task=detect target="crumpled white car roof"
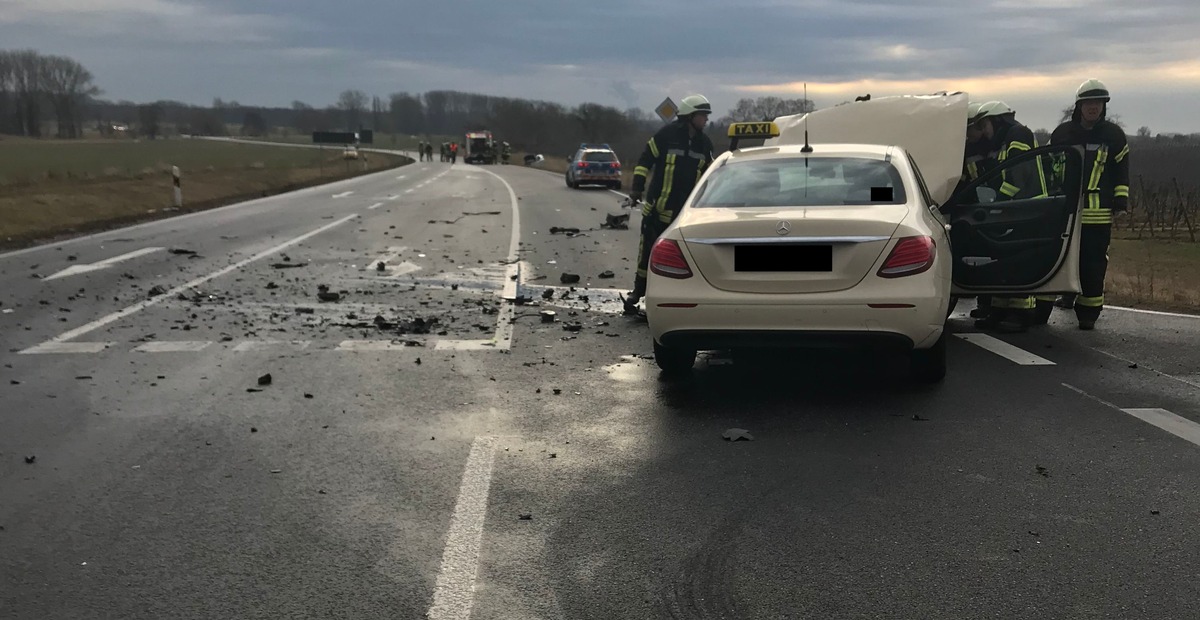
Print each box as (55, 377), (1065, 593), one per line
(766, 92), (969, 206)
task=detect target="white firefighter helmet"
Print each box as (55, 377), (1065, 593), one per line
(975, 100), (1015, 121)
(967, 101), (983, 124)
(677, 94), (713, 116)
(1076, 78), (1111, 103)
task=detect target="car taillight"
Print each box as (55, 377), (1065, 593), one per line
(878, 236), (935, 278)
(650, 239), (692, 279)
(576, 161), (587, 168)
(611, 162), (621, 169)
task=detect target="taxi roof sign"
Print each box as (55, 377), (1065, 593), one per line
(727, 121), (781, 151)
(655, 97), (678, 123)
(727, 122), (780, 139)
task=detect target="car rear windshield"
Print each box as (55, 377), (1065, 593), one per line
(691, 157), (907, 208)
(583, 151), (617, 162)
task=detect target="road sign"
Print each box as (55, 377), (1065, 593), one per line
(313, 131), (356, 145)
(655, 97), (677, 123)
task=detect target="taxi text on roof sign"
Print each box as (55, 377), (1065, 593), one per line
(727, 122), (781, 139)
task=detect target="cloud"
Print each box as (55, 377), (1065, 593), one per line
(0, 0), (1197, 131)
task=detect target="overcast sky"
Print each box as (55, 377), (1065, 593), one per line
(3, 0), (1198, 133)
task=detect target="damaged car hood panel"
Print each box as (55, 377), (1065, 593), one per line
(766, 92), (968, 206)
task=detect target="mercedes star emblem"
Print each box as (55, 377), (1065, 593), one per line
(776, 221), (791, 235)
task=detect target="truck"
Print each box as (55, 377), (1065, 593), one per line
(463, 131), (496, 164)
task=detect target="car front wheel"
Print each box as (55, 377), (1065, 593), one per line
(910, 329), (947, 383)
(654, 341), (696, 374)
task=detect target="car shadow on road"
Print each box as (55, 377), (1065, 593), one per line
(652, 348), (937, 421)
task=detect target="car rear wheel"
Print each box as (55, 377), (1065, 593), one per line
(910, 329), (947, 383)
(654, 341), (696, 374)
(565, 174), (575, 188)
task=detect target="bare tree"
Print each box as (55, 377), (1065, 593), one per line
(43, 55), (100, 138)
(137, 102), (163, 139)
(337, 89), (368, 131)
(10, 50), (47, 137)
(0, 51), (14, 135)
(722, 96), (815, 123)
(389, 92), (425, 135)
(1137, 126), (1151, 138)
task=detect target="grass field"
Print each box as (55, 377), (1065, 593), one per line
(1107, 238), (1200, 312)
(238, 132), (459, 152)
(0, 137), (408, 248)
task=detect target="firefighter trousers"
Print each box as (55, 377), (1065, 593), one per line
(631, 213), (670, 299)
(1074, 223), (1111, 322)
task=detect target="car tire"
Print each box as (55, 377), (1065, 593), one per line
(910, 329), (947, 383)
(565, 175), (574, 188)
(654, 341), (696, 375)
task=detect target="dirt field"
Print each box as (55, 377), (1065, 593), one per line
(0, 138), (408, 249)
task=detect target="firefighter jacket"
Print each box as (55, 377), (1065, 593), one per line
(1049, 119), (1130, 224)
(986, 119), (1047, 200)
(631, 119), (715, 224)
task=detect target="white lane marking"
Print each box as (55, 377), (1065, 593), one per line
(332, 191), (354, 198)
(955, 333), (1056, 366)
(334, 340), (425, 351)
(1121, 408), (1200, 447)
(19, 341), (113, 354)
(436, 167), (521, 351)
(1062, 383), (1200, 449)
(44, 247), (164, 281)
(232, 340), (311, 352)
(1109, 305), (1200, 319)
(405, 189), (415, 194)
(434, 339), (499, 351)
(20, 215), (358, 352)
(426, 436), (499, 620)
(396, 175), (407, 180)
(367, 202), (384, 211)
(133, 341), (212, 353)
(387, 195), (400, 201)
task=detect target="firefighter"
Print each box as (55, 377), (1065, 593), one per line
(958, 101), (998, 319)
(1041, 79), (1130, 330)
(971, 100), (1048, 333)
(623, 94), (716, 315)
(501, 141), (511, 165)
(449, 141), (458, 164)
(417, 141), (425, 162)
(425, 142), (433, 162)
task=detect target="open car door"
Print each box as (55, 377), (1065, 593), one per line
(943, 144), (1086, 295)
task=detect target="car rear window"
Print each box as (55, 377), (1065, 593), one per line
(583, 151), (617, 162)
(691, 157), (907, 208)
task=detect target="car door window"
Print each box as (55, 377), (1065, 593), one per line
(943, 145), (1083, 290)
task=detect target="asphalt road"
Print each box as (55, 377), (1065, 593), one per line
(2, 149), (1199, 619)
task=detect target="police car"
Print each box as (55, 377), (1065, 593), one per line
(565, 143), (623, 190)
(644, 94), (1087, 382)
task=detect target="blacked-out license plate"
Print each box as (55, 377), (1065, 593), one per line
(734, 245), (832, 272)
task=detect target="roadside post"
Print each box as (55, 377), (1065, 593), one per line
(172, 166), (182, 208)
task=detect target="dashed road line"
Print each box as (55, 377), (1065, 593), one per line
(19, 342), (114, 355)
(18, 214), (358, 353)
(232, 340), (311, 353)
(425, 435), (499, 620)
(332, 191), (354, 198)
(133, 341), (213, 353)
(367, 202), (384, 210)
(1062, 383), (1200, 449)
(334, 340), (425, 351)
(955, 333), (1055, 365)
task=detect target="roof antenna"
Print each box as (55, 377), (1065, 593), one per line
(801, 82), (813, 154)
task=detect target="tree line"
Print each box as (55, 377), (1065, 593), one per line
(0, 50), (101, 138)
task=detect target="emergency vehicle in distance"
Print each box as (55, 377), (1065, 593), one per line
(464, 131), (497, 164)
